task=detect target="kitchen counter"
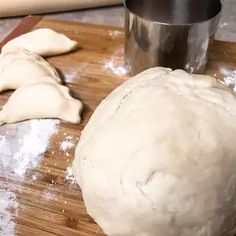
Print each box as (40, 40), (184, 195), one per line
(0, 2), (236, 236)
(0, 0), (235, 43)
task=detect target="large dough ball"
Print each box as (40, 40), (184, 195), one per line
(72, 67), (236, 236)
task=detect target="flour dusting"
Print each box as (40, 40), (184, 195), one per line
(220, 67), (236, 91)
(41, 189), (58, 202)
(65, 167), (76, 185)
(0, 190), (18, 236)
(104, 45), (127, 76)
(0, 119), (59, 176)
(60, 136), (75, 151)
(219, 22), (229, 29)
(108, 30), (124, 39)
(0, 119), (59, 235)
(59, 135), (76, 158)
(64, 70), (79, 82)
(0, 136), (12, 168)
(105, 59), (127, 76)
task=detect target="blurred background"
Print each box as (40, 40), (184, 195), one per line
(0, 0), (235, 42)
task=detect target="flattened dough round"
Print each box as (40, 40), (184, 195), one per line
(73, 67), (236, 236)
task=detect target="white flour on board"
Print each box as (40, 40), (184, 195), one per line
(0, 119), (59, 236)
(40, 188), (58, 202)
(63, 70), (79, 82)
(65, 166), (76, 185)
(60, 135), (75, 151)
(107, 29), (124, 39)
(220, 67), (236, 91)
(60, 135), (76, 158)
(59, 134), (77, 186)
(0, 190), (18, 236)
(104, 59), (127, 76)
(104, 45), (127, 76)
(219, 22), (229, 29)
(0, 119), (59, 176)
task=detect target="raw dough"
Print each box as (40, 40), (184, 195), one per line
(0, 48), (61, 92)
(0, 82), (83, 125)
(1, 28), (78, 56)
(72, 67), (236, 236)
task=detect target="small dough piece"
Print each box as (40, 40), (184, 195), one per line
(0, 82), (83, 125)
(2, 28), (78, 56)
(0, 48), (61, 92)
(73, 67), (236, 236)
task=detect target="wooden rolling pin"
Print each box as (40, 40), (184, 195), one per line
(0, 0), (123, 17)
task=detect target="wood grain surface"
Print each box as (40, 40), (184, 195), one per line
(0, 17), (236, 236)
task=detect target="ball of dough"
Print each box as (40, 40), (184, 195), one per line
(72, 67), (236, 236)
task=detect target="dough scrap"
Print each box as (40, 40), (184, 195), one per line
(1, 28), (78, 56)
(0, 48), (61, 92)
(0, 82), (83, 125)
(73, 67), (236, 236)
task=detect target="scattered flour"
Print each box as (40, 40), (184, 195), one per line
(41, 189), (58, 202)
(0, 189), (19, 236)
(220, 67), (236, 91)
(107, 30), (124, 39)
(60, 136), (74, 151)
(60, 135), (75, 157)
(65, 167), (76, 185)
(219, 22), (229, 29)
(64, 70), (79, 82)
(31, 175), (37, 181)
(0, 119), (59, 236)
(0, 119), (59, 176)
(104, 45), (127, 76)
(105, 59), (127, 76)
(0, 136), (11, 168)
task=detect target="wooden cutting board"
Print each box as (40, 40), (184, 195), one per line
(0, 16), (236, 236)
